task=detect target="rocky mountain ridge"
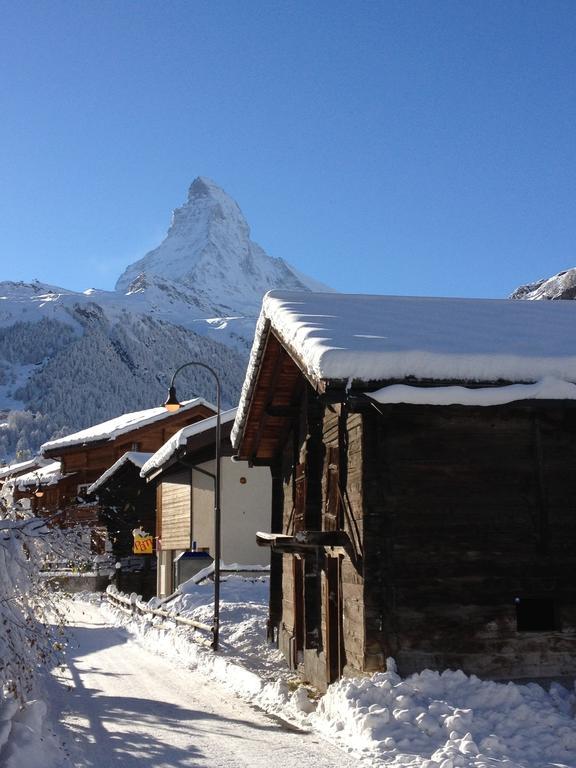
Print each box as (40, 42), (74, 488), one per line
(510, 267), (576, 301)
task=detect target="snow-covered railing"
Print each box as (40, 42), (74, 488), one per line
(105, 585), (213, 634)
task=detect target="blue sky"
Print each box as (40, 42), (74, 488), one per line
(1, 0), (576, 298)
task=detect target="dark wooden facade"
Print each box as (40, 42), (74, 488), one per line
(235, 330), (576, 691)
(93, 460), (157, 598)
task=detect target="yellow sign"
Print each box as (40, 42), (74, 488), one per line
(132, 528), (153, 554)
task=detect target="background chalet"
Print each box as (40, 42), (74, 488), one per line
(141, 408), (271, 598)
(35, 398), (216, 553)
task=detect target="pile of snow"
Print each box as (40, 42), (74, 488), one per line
(0, 687), (64, 768)
(106, 573), (283, 679)
(100, 577), (576, 768)
(313, 660), (576, 766)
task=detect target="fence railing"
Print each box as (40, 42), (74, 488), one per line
(105, 586), (213, 635)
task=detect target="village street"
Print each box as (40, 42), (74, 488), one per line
(45, 601), (357, 768)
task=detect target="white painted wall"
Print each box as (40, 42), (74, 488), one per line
(190, 457), (271, 566)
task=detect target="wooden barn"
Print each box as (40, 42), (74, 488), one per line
(231, 290), (576, 691)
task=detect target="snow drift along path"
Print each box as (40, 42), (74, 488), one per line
(46, 601), (356, 768)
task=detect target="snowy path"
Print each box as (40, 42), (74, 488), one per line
(46, 601), (356, 768)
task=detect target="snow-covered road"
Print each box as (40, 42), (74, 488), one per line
(46, 601), (355, 768)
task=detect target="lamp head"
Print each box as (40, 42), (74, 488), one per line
(164, 385), (181, 412)
(34, 487), (44, 498)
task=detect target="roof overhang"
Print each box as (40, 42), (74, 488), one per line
(233, 330), (312, 465)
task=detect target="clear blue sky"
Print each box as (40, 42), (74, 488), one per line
(1, 0), (576, 298)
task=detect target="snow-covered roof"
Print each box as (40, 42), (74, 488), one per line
(87, 452), (154, 495)
(41, 398), (215, 454)
(0, 457), (51, 480)
(232, 291), (576, 446)
(11, 461), (64, 490)
(141, 408), (237, 478)
(367, 377), (576, 407)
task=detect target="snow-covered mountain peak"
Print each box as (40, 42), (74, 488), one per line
(115, 177), (330, 314)
(511, 267), (576, 300)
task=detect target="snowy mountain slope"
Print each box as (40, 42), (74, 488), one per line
(511, 266), (576, 300)
(116, 176), (332, 315)
(0, 178), (327, 460)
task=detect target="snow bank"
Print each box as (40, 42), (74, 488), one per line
(98, 577), (576, 768)
(0, 688), (64, 768)
(313, 660), (576, 767)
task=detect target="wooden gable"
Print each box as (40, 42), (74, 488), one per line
(235, 331), (306, 464)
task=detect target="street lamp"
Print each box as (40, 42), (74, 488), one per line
(33, 473), (44, 498)
(163, 361), (222, 651)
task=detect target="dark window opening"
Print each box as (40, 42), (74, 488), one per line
(515, 598), (560, 632)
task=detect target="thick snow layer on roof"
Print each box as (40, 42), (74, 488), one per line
(87, 452), (153, 495)
(13, 461), (63, 489)
(232, 291), (576, 447)
(141, 408), (237, 477)
(368, 376), (576, 406)
(0, 457), (50, 480)
(41, 398), (215, 453)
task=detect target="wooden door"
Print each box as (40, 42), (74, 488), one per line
(325, 555), (344, 683)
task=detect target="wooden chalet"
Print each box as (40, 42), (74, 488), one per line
(232, 290), (576, 691)
(141, 408), (271, 598)
(87, 452), (156, 597)
(38, 398), (216, 552)
(0, 457), (52, 493)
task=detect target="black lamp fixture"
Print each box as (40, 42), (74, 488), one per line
(163, 361), (222, 651)
(163, 385), (181, 412)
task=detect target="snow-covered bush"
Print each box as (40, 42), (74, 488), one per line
(0, 491), (90, 700)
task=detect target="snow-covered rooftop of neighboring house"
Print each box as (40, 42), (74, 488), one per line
(41, 398), (215, 453)
(87, 452), (153, 495)
(11, 461), (64, 490)
(141, 408), (237, 477)
(0, 457), (51, 480)
(232, 290), (576, 446)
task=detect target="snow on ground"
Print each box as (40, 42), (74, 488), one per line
(0, 688), (66, 768)
(44, 599), (358, 768)
(101, 575), (576, 768)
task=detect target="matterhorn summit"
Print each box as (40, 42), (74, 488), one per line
(116, 176), (327, 315)
(0, 177), (329, 459)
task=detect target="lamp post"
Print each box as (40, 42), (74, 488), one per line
(163, 361), (222, 651)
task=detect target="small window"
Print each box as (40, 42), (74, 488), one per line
(515, 598), (560, 632)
